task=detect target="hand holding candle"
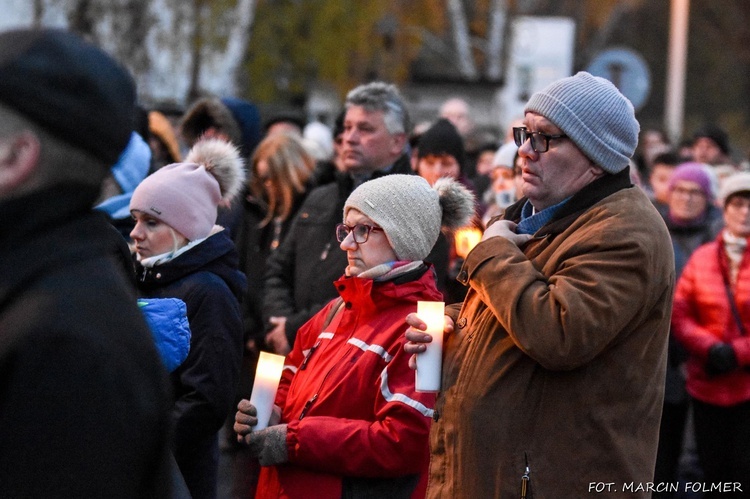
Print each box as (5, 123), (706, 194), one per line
(414, 301), (445, 392)
(249, 352), (285, 430)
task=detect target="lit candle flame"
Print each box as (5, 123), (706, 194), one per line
(455, 227), (482, 259)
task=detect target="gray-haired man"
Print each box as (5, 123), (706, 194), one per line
(262, 81), (414, 354)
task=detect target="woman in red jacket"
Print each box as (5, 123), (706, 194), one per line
(672, 172), (750, 496)
(234, 174), (475, 498)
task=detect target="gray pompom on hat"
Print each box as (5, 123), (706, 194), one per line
(344, 175), (475, 261)
(524, 71), (640, 174)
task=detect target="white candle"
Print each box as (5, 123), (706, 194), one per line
(415, 301), (445, 393)
(249, 351), (286, 430)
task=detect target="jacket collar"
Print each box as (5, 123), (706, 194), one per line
(0, 185), (122, 306)
(135, 229), (246, 298)
(504, 167), (632, 237)
(0, 183), (100, 251)
(335, 263), (435, 315)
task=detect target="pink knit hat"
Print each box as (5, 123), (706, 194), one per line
(130, 139), (245, 241)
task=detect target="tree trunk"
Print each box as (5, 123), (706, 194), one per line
(216, 0), (256, 97)
(33, 0), (44, 28)
(446, 0), (478, 80)
(186, 0), (205, 103)
(485, 0), (508, 80)
(69, 0), (95, 37)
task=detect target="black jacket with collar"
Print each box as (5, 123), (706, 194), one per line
(262, 153), (414, 347)
(236, 184), (312, 345)
(0, 184), (172, 498)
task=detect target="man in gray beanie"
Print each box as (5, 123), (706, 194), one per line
(405, 71), (675, 497)
(0, 29), (172, 496)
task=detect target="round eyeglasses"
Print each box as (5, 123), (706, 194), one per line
(513, 126), (568, 153)
(335, 223), (384, 243)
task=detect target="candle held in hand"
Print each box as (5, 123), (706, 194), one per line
(249, 351), (285, 430)
(415, 301), (445, 392)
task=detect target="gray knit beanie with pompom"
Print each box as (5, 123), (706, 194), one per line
(344, 175), (475, 261)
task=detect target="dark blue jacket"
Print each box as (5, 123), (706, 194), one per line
(135, 229), (246, 499)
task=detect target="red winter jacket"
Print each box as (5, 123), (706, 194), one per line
(672, 233), (750, 406)
(255, 265), (441, 499)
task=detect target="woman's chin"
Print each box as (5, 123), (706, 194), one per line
(346, 264), (363, 277)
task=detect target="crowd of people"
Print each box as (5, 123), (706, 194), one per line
(2, 26), (750, 499)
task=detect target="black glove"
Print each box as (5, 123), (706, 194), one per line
(247, 424), (289, 466)
(706, 343), (738, 376)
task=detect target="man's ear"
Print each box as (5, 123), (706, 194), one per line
(390, 132), (408, 157)
(0, 131), (41, 196)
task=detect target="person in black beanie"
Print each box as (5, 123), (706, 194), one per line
(691, 124), (733, 165)
(413, 118), (481, 304)
(414, 118), (467, 187)
(0, 28), (172, 497)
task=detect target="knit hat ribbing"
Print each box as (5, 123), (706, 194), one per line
(130, 139), (245, 241)
(524, 71), (640, 174)
(344, 175), (475, 261)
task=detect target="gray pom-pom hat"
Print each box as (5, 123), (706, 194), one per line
(344, 175), (475, 261)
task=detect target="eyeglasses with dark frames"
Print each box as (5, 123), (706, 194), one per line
(335, 223), (384, 244)
(513, 127), (568, 153)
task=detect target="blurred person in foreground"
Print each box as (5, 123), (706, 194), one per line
(235, 174), (475, 498)
(671, 172), (750, 498)
(404, 72), (675, 497)
(0, 28), (172, 496)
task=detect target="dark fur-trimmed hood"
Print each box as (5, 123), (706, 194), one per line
(179, 97), (262, 158)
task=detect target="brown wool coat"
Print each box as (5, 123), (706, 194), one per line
(428, 172), (675, 498)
